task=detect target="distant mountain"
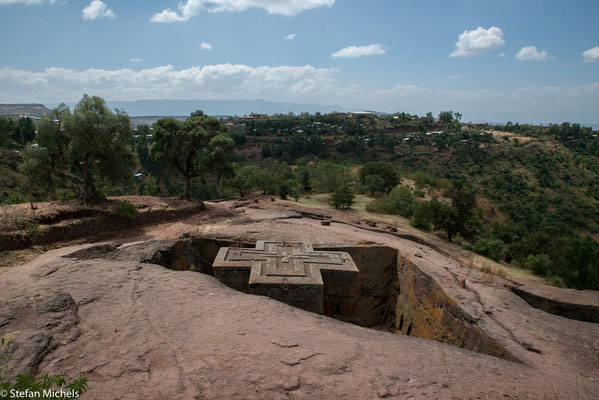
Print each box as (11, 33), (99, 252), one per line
(104, 99), (345, 117)
(0, 104), (51, 117)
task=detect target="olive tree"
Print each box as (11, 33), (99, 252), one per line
(63, 95), (137, 202)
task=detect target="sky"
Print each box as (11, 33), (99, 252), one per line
(0, 0), (598, 123)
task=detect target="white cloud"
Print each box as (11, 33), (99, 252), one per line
(82, 0), (116, 20)
(516, 46), (549, 61)
(150, 9), (188, 23)
(0, 64), (341, 103)
(331, 44), (386, 59)
(498, 53), (506, 58)
(284, 33), (296, 40)
(583, 46), (599, 62)
(450, 26), (505, 57)
(201, 42), (213, 50)
(151, 0), (334, 22)
(129, 57), (144, 64)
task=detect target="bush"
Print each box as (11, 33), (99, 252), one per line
(116, 200), (138, 220)
(58, 189), (74, 200)
(24, 222), (42, 244)
(331, 184), (355, 209)
(473, 238), (505, 262)
(525, 253), (552, 276)
(364, 175), (385, 196)
(412, 171), (436, 188)
(3, 192), (27, 205)
(549, 275), (566, 288)
(366, 186), (416, 217)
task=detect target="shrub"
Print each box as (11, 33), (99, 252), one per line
(331, 184), (355, 209)
(366, 187), (416, 217)
(525, 253), (552, 276)
(24, 222), (43, 244)
(549, 275), (566, 288)
(3, 192), (27, 205)
(412, 171), (436, 188)
(116, 200), (138, 220)
(473, 238), (505, 262)
(0, 236), (5, 252)
(58, 189), (74, 200)
(364, 175), (386, 196)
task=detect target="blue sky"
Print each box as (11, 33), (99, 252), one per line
(1, 0), (598, 123)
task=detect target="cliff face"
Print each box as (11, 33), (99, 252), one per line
(0, 104), (51, 117)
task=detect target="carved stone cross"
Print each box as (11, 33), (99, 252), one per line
(213, 241), (359, 314)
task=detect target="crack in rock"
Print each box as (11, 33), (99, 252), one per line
(280, 352), (325, 366)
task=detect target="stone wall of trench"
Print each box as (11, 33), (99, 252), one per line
(395, 254), (520, 362)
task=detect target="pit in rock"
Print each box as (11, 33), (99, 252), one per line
(145, 237), (520, 362)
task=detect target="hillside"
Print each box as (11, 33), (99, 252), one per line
(2, 110), (598, 290)
(0, 104), (51, 117)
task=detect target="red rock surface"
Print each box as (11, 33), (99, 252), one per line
(1, 199), (598, 399)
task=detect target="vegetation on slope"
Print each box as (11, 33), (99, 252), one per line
(1, 100), (598, 289)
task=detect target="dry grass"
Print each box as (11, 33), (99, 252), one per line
(472, 255), (544, 282)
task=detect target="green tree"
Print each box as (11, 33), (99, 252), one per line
(359, 162), (399, 193)
(562, 235), (599, 289)
(438, 111), (454, 125)
(364, 175), (385, 196)
(13, 117), (36, 144)
(411, 202), (432, 231)
(286, 179), (303, 201)
(312, 162), (351, 193)
(296, 165), (312, 192)
(150, 111), (234, 199)
(331, 184), (355, 209)
(451, 184), (477, 231)
(228, 165), (259, 197)
(0, 118), (12, 148)
(391, 186), (416, 217)
(278, 180), (291, 200)
(254, 168), (275, 194)
(56, 95), (137, 203)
